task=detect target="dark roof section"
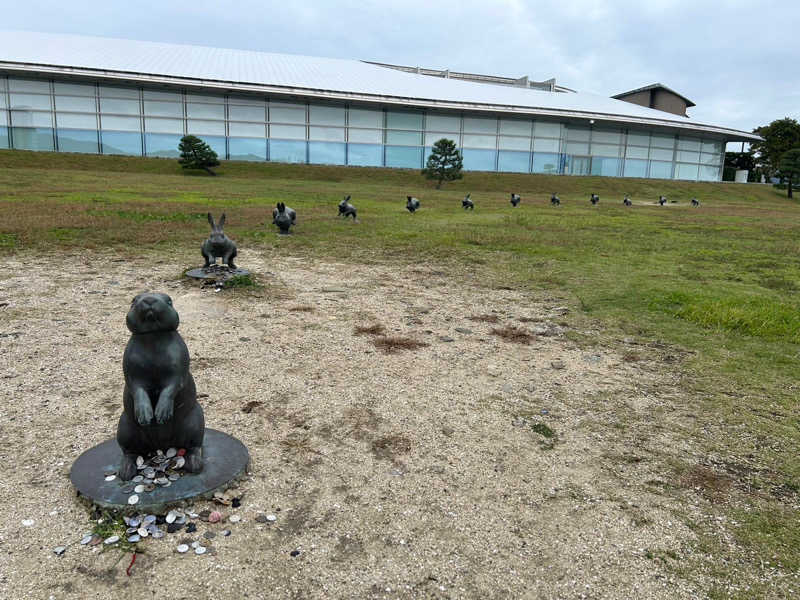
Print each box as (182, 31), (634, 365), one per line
(612, 83), (696, 108)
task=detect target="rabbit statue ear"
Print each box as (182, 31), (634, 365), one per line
(219, 213), (226, 228)
(345, 195), (351, 202)
(207, 212), (215, 228)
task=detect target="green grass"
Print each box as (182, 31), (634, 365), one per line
(2, 149), (800, 583)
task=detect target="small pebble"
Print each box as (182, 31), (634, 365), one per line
(191, 541), (200, 549)
(21, 519), (35, 527)
(53, 546), (66, 556)
(255, 515), (268, 523)
(104, 535), (119, 545)
(266, 515), (277, 522)
(186, 523), (197, 533)
(231, 498), (241, 508)
(127, 534), (140, 543)
(290, 549), (300, 557)
(80, 535), (93, 545)
(221, 529), (231, 537)
(203, 531), (216, 540)
(228, 514), (241, 523)
(104, 475), (116, 482)
(195, 546), (207, 555)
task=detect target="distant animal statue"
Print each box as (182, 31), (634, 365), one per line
(590, 193), (600, 205)
(658, 195), (667, 206)
(691, 198), (700, 207)
(338, 195), (357, 220)
(201, 213), (238, 269)
(462, 193), (474, 210)
(550, 194), (560, 206)
(117, 292), (204, 480)
(272, 204), (296, 225)
(273, 202), (294, 235)
(623, 195), (632, 206)
(510, 193), (521, 207)
(406, 196), (421, 213)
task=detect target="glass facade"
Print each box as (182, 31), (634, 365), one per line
(0, 74), (726, 180)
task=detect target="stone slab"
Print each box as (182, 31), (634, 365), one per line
(70, 428), (249, 513)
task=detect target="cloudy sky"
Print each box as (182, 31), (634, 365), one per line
(5, 0), (798, 138)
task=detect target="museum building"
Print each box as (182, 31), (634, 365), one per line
(0, 31), (759, 180)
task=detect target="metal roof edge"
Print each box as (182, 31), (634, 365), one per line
(0, 61), (760, 142)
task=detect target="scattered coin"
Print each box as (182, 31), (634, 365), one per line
(221, 529), (231, 537)
(228, 514), (241, 523)
(176, 544), (189, 553)
(266, 515), (277, 522)
(127, 534), (141, 543)
(209, 511), (222, 523)
(143, 515), (156, 525)
(104, 474), (116, 482)
(134, 484), (146, 493)
(104, 535), (119, 545)
(128, 495), (139, 505)
(129, 517), (142, 527)
(80, 535), (93, 545)
(172, 457), (185, 469)
(166, 511), (178, 524)
(151, 528), (165, 539)
(53, 546), (66, 556)
(203, 531), (216, 540)
(89, 535), (103, 546)
(290, 549), (300, 557)
(132, 475), (144, 483)
(185, 523), (197, 533)
(166, 448), (177, 458)
(136, 456), (145, 468)
(191, 541), (200, 549)
(126, 527), (138, 534)
(255, 515), (268, 523)
(21, 519), (34, 527)
(195, 546), (207, 555)
(137, 527), (149, 537)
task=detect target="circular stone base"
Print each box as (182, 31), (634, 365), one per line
(70, 429), (249, 513)
(185, 265), (250, 281)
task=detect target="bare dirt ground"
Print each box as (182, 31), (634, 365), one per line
(0, 249), (716, 599)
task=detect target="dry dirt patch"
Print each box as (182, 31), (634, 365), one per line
(0, 250), (710, 599)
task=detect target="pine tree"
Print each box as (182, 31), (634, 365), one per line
(777, 148), (800, 199)
(422, 138), (463, 188)
(178, 135), (220, 176)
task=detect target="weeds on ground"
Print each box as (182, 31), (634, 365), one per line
(371, 336), (429, 354)
(354, 323), (386, 336)
(491, 325), (535, 344)
(468, 314), (500, 323)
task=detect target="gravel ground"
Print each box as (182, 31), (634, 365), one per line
(0, 250), (710, 599)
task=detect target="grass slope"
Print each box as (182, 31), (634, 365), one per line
(2, 149), (799, 585)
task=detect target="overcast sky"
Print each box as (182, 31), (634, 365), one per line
(5, 0), (799, 139)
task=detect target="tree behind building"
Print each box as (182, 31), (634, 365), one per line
(777, 148), (800, 199)
(178, 135), (220, 176)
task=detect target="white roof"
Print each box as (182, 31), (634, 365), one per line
(0, 31), (757, 140)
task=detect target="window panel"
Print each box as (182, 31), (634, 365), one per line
(533, 138), (560, 152)
(349, 108), (382, 128)
(699, 165), (720, 181)
(462, 148), (496, 171)
(532, 153), (560, 174)
(309, 141), (345, 165)
(11, 127), (54, 150)
(347, 143), (382, 166)
(101, 131), (142, 155)
(309, 126), (345, 142)
(187, 103), (224, 119)
(57, 129), (98, 153)
(143, 90), (181, 101)
(590, 157), (620, 177)
(627, 131), (650, 146)
(462, 134), (496, 149)
(649, 160), (673, 179)
(228, 95), (265, 107)
(677, 137), (701, 151)
(229, 105), (265, 122)
(55, 95), (95, 112)
(11, 110), (53, 127)
(677, 150), (700, 163)
(0, 94), (5, 110)
(565, 142), (589, 154)
(386, 111), (422, 130)
(309, 105), (345, 126)
(702, 140), (723, 154)
(424, 132), (459, 146)
(229, 137), (266, 161)
(145, 117), (184, 134)
(9, 94), (51, 110)
(591, 129), (622, 144)
(623, 159), (648, 178)
(100, 86), (139, 99)
(565, 155), (591, 175)
(590, 143), (623, 157)
(201, 136), (226, 159)
(187, 119), (225, 136)
(675, 163), (699, 180)
(499, 119), (532, 136)
(426, 114), (460, 132)
(463, 117), (496, 134)
(0, 109), (7, 126)
(100, 98), (140, 115)
(270, 102), (306, 124)
(229, 122), (265, 137)
(0, 126), (8, 149)
(0, 78), (6, 91)
(498, 151), (530, 172)
(348, 128), (382, 144)
(700, 152), (721, 166)
(56, 113), (97, 129)
(650, 133), (675, 148)
(566, 127), (590, 141)
(269, 124), (306, 139)
(385, 145), (422, 168)
(649, 147), (674, 160)
(101, 115), (141, 132)
(54, 82), (95, 96)
(185, 93), (224, 104)
(386, 130), (421, 145)
(144, 100), (182, 117)
(625, 145), (649, 159)
(9, 78), (50, 93)
(534, 121), (561, 137)
(269, 139), (306, 163)
(145, 133), (182, 157)
(499, 136), (531, 151)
